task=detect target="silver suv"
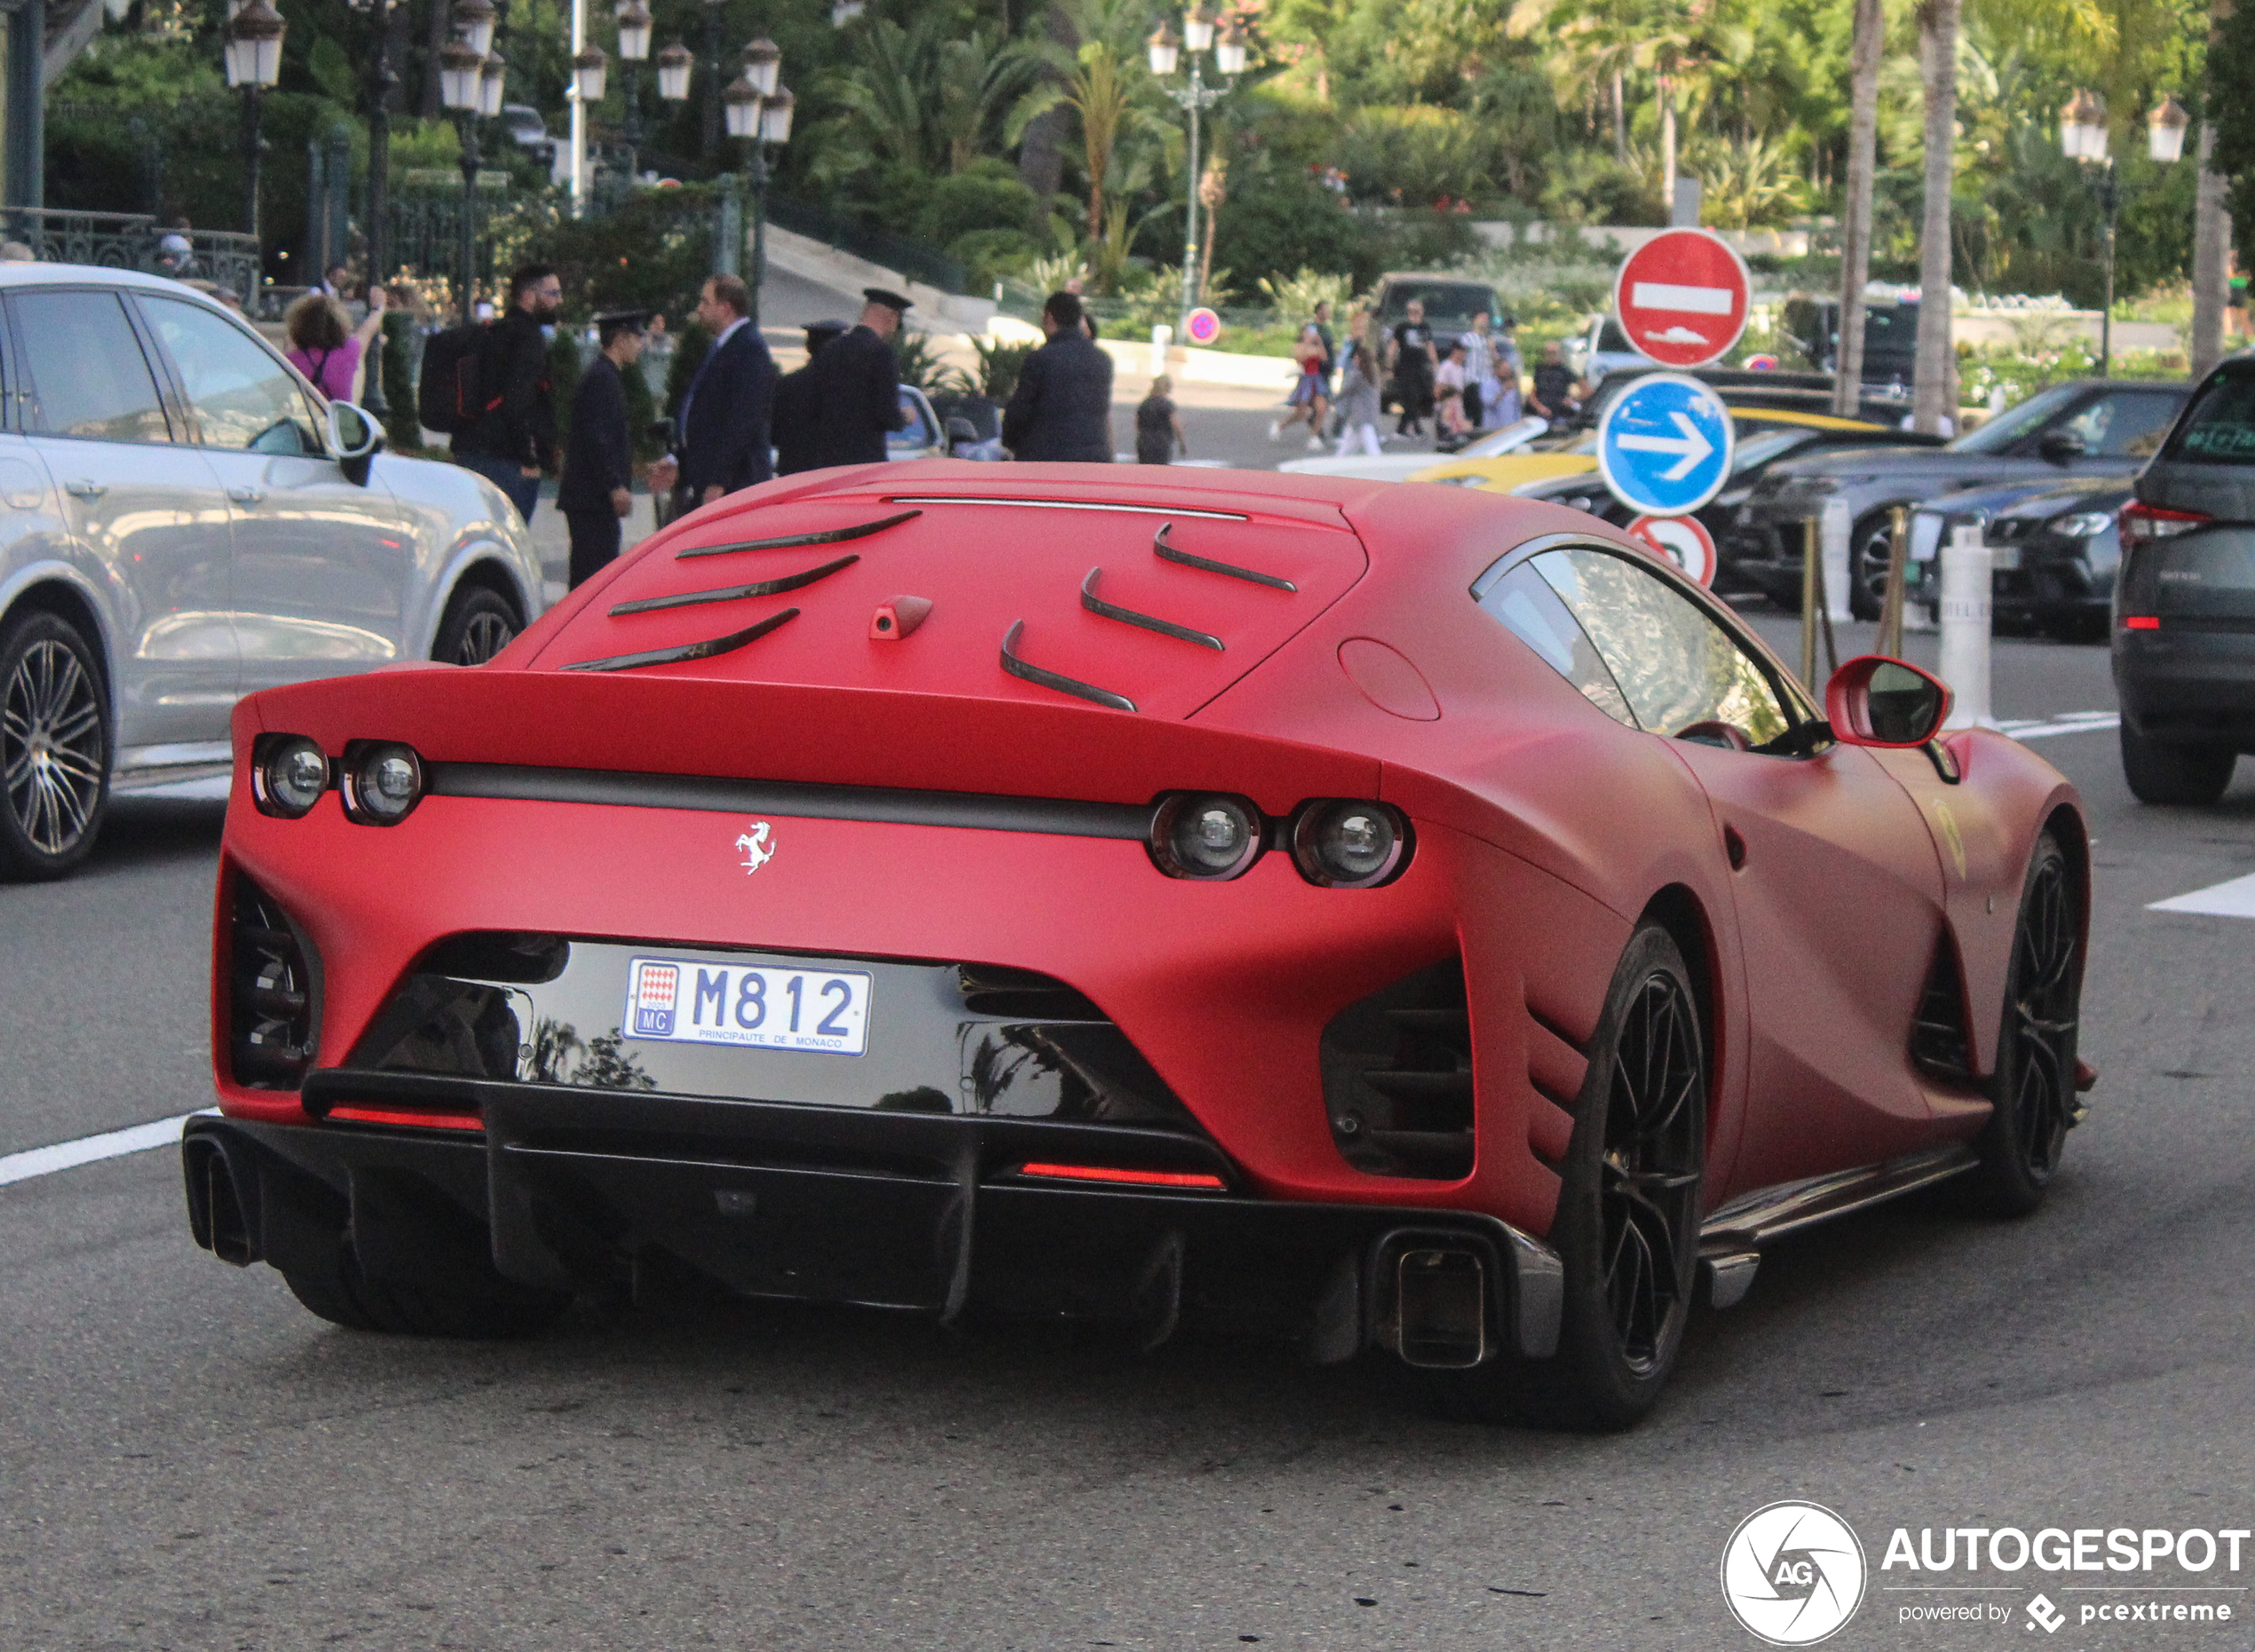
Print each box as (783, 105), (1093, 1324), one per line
(0, 265), (552, 880)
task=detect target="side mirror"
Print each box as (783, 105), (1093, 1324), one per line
(2038, 429), (2086, 463)
(325, 399), (384, 486)
(945, 415), (979, 451)
(1825, 654), (1952, 747)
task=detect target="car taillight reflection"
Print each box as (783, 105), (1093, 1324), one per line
(2119, 502), (2211, 546)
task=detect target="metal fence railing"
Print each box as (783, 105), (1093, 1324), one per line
(0, 207), (264, 311)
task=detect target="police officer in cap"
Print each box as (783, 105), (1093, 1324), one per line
(558, 310), (661, 588)
(795, 287), (910, 469)
(774, 319), (850, 476)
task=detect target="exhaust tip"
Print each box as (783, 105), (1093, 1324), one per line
(1394, 1247), (1489, 1369)
(186, 1141), (259, 1268)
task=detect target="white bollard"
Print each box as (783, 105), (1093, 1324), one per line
(1820, 496), (1855, 623)
(1938, 523), (1995, 729)
(1149, 324), (1173, 379)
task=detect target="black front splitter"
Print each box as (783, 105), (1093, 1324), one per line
(182, 1080), (1563, 1364)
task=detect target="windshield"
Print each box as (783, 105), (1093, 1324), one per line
(1731, 430), (1808, 472)
(1381, 282), (1502, 328)
(1950, 383), (2084, 453)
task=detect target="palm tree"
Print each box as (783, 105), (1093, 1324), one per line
(1833, 0), (1882, 416)
(1912, 0), (1962, 433)
(935, 28), (1045, 174)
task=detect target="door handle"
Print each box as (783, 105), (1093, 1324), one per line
(226, 486), (267, 505)
(63, 479), (107, 499)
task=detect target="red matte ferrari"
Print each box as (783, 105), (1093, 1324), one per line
(182, 462), (2090, 1428)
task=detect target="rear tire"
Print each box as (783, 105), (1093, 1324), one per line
(1435, 923), (1705, 1430)
(0, 607), (110, 881)
(2119, 722), (2235, 805)
(281, 1238), (569, 1338)
(432, 583), (521, 667)
(1966, 831), (2082, 1215)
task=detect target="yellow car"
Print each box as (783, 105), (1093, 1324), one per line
(1406, 406), (1896, 494)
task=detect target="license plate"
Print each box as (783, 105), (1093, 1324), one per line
(1987, 544), (2022, 571)
(623, 957), (872, 1055)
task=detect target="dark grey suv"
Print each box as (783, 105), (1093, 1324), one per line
(2114, 357), (2255, 802)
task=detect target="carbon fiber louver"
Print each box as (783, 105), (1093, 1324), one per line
(1321, 959), (1475, 1180)
(229, 876), (320, 1090)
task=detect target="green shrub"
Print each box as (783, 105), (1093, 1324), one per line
(949, 228), (1040, 292)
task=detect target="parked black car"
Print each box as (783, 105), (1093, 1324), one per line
(1729, 378), (2188, 618)
(1512, 409), (1942, 596)
(2113, 355), (2255, 802)
(1904, 475), (2131, 643)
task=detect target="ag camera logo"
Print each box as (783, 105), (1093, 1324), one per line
(1721, 1501), (1868, 1645)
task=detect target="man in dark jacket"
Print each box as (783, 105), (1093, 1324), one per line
(793, 289), (909, 470)
(672, 273), (776, 514)
(773, 318), (851, 476)
(1002, 291), (1113, 462)
(558, 311), (650, 589)
(454, 264), (562, 522)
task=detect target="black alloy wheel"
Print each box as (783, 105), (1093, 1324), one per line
(1968, 831), (2082, 1215)
(1437, 923), (1705, 1430)
(2119, 721), (2236, 806)
(0, 609), (110, 881)
(434, 585), (520, 667)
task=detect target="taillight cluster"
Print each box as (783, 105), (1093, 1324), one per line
(250, 735), (425, 825)
(1146, 793), (1412, 889)
(2119, 502), (2211, 547)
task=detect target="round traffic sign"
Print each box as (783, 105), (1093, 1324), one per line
(1612, 229), (1753, 368)
(1183, 306), (1222, 346)
(1626, 514), (1719, 587)
(1597, 372), (1736, 518)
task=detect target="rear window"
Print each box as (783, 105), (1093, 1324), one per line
(1380, 282), (1501, 328)
(2164, 372), (2255, 464)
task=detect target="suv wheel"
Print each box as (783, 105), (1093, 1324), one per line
(0, 608), (110, 881)
(1849, 513), (1897, 620)
(433, 584), (520, 666)
(2120, 722), (2235, 805)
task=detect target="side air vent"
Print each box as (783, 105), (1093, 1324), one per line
(1322, 959), (1475, 1180)
(229, 876), (320, 1090)
(1911, 937), (1973, 1082)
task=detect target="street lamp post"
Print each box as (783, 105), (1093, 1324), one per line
(2061, 90), (2189, 377)
(1149, 7), (1241, 328)
(724, 36), (792, 329)
(439, 35), (488, 321)
(224, 0), (286, 256)
(700, 0), (724, 159)
(616, 0), (652, 181)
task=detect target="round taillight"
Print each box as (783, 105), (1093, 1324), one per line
(1291, 800), (1411, 889)
(342, 742), (424, 825)
(252, 735), (330, 818)
(1149, 793), (1264, 880)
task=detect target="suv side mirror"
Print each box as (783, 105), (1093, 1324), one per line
(1825, 654), (1952, 747)
(2038, 428), (2086, 463)
(325, 399), (384, 486)
(945, 415), (979, 451)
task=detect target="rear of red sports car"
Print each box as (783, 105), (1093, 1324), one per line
(185, 465), (1637, 1375)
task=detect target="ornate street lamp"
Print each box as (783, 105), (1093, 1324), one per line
(700, 0), (724, 157)
(830, 0), (864, 24)
(2060, 88), (2182, 376)
(574, 43), (610, 103)
(656, 39), (694, 102)
(453, 0), (495, 55)
(616, 0), (653, 180)
(224, 0), (285, 250)
(1150, 8), (1241, 325)
(723, 46), (792, 329)
(478, 50), (507, 120)
(439, 35), (489, 320)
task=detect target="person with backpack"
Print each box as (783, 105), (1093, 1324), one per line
(451, 264), (562, 524)
(283, 287), (385, 403)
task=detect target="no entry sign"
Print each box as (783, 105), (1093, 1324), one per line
(1626, 514), (1720, 587)
(1612, 230), (1753, 369)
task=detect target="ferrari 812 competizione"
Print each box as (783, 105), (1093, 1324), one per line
(182, 462), (2088, 1427)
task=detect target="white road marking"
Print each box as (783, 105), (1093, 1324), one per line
(2149, 873), (2255, 919)
(1996, 711), (2120, 740)
(0, 1112), (205, 1188)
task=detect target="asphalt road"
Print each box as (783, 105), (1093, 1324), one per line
(7, 577), (2255, 1648)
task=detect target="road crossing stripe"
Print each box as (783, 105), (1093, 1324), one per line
(0, 1112), (207, 1189)
(2148, 873), (2255, 919)
(1996, 713), (2120, 740)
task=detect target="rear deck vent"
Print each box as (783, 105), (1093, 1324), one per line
(229, 876), (320, 1090)
(1322, 959), (1474, 1181)
(1911, 937), (1973, 1083)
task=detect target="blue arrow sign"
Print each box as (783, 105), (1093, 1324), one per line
(1596, 372), (1735, 518)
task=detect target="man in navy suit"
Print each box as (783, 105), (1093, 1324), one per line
(671, 273), (775, 513)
